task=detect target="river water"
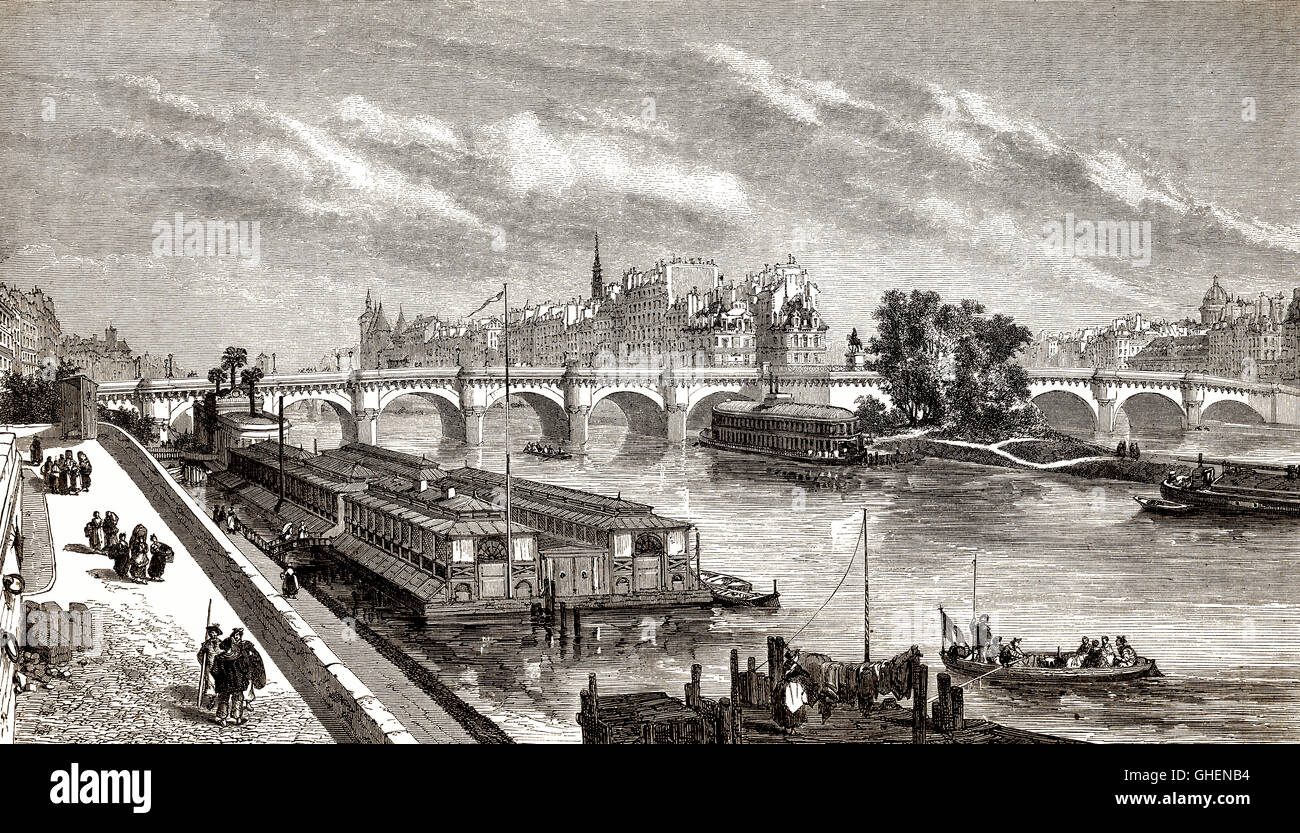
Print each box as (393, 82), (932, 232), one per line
(203, 406), (1300, 743)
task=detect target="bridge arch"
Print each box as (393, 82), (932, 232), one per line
(1115, 391), (1186, 431)
(590, 388), (668, 438)
(1029, 390), (1098, 432)
(686, 389), (756, 430)
(1200, 398), (1265, 426)
(280, 391), (357, 445)
(482, 387), (569, 439)
(378, 388), (466, 443)
(166, 399), (198, 435)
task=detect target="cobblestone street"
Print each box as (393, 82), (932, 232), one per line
(12, 433), (340, 744)
(15, 598), (333, 744)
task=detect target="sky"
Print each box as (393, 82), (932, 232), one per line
(0, 1), (1297, 370)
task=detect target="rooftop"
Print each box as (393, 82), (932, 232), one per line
(713, 399), (858, 423)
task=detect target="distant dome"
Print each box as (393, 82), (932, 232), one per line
(1202, 276), (1229, 306)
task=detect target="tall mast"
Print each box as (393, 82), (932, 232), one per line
(503, 282), (512, 599)
(862, 507), (869, 663)
(972, 556), (978, 622)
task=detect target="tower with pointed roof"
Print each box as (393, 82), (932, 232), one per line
(591, 232), (603, 301)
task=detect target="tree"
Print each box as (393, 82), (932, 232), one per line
(221, 346), (248, 392)
(866, 289), (1032, 430)
(240, 366), (265, 416)
(207, 366), (226, 396)
(866, 289), (949, 425)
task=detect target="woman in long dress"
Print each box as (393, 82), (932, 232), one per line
(84, 511), (104, 553)
(77, 452), (92, 491)
(128, 524), (150, 584)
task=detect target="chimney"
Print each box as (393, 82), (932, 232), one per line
(443, 486), (456, 500)
(419, 477), (429, 492)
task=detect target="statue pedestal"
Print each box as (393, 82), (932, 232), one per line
(845, 350), (868, 370)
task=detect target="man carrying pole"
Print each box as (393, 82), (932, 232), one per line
(196, 600), (221, 708)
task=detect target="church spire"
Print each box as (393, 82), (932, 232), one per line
(591, 231), (603, 300)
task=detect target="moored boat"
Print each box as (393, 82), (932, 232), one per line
(1161, 462), (1300, 515)
(697, 570), (780, 608)
(1133, 496), (1194, 514)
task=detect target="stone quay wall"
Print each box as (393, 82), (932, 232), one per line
(98, 424), (416, 744)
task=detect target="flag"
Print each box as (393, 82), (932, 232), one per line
(941, 608), (967, 648)
(466, 287), (505, 320)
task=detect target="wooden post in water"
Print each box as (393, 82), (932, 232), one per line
(730, 649), (741, 705)
(911, 661), (928, 744)
(768, 636), (785, 723)
(936, 672), (952, 732)
(950, 686), (964, 730)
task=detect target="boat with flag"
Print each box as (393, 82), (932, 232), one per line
(938, 607), (1159, 685)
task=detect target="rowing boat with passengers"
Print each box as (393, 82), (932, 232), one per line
(940, 651), (1159, 684)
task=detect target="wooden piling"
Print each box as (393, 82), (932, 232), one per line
(768, 636), (786, 723)
(950, 686), (964, 730)
(911, 661), (928, 744)
(936, 672), (952, 732)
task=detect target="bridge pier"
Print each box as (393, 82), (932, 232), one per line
(354, 409), (378, 445)
(568, 406), (589, 446)
(667, 405), (688, 443)
(464, 407), (486, 446)
(1096, 398), (1116, 433)
(1181, 385), (1203, 429)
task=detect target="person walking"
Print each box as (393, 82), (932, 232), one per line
(211, 637), (250, 727)
(128, 524), (150, 584)
(84, 511), (105, 553)
(77, 451), (92, 491)
(197, 623), (224, 710)
(225, 510), (238, 535)
(28, 436), (41, 466)
(147, 534), (174, 582)
(111, 533), (131, 579)
(102, 510), (120, 544)
(281, 567), (299, 599)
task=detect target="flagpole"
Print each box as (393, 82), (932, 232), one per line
(503, 282), (512, 601)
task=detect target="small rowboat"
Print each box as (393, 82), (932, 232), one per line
(941, 651), (1160, 685)
(523, 446), (572, 461)
(1133, 496), (1194, 514)
(698, 570), (780, 608)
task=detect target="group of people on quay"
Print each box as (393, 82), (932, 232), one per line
(951, 614), (1139, 669)
(1116, 440), (1142, 460)
(83, 510), (174, 584)
(196, 624), (267, 727)
(35, 443), (93, 495)
(211, 504), (240, 535)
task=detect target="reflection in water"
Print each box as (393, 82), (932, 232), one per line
(256, 410), (1300, 742)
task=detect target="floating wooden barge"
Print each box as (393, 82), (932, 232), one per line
(578, 635), (1080, 744)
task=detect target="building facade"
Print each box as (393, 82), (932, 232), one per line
(359, 245), (829, 371)
(0, 283), (60, 375)
(58, 324), (185, 382)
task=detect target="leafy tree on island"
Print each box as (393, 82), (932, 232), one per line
(207, 366), (226, 396)
(221, 346), (248, 392)
(860, 289), (1033, 435)
(240, 366), (265, 416)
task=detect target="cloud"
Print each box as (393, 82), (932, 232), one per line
(478, 111), (750, 214)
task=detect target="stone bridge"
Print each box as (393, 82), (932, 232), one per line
(95, 365), (1300, 446)
(1026, 367), (1300, 431)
